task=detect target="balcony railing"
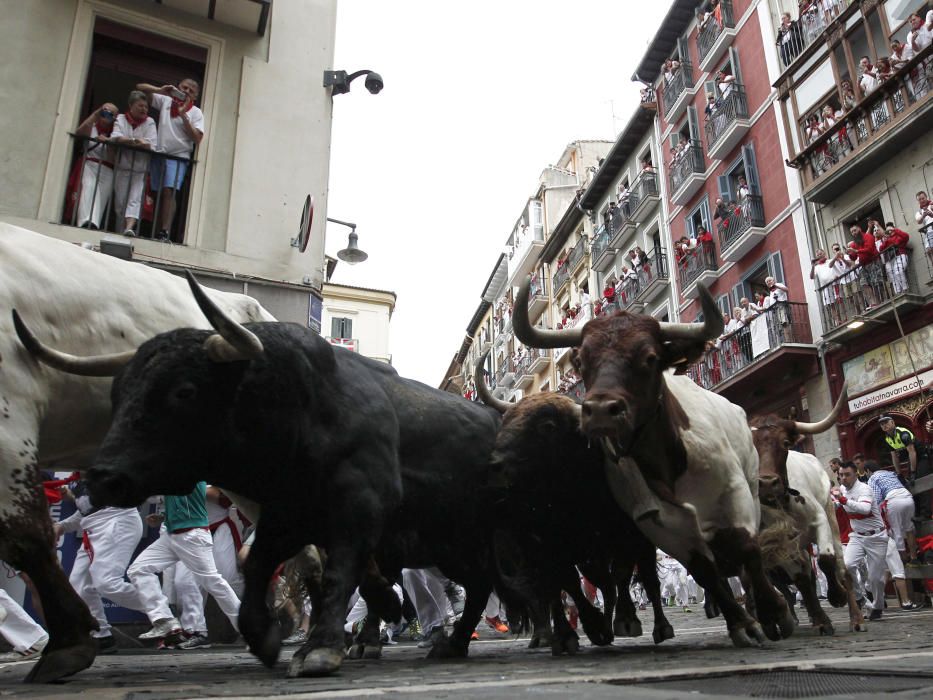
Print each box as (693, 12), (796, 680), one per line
(326, 337), (359, 353)
(629, 169), (659, 218)
(65, 133), (195, 243)
(790, 45), (933, 193)
(815, 248), (919, 333)
(662, 60), (694, 119)
(567, 235), (589, 273)
(608, 205), (634, 239)
(617, 275), (642, 311)
(669, 140), (705, 194)
(495, 357), (516, 387)
(697, 0), (735, 64)
(634, 246), (670, 301)
(775, 0), (848, 71)
(705, 86), (748, 150)
(529, 272), (547, 300)
(688, 301), (811, 390)
(717, 195), (765, 251)
(553, 263), (571, 296)
(591, 228), (610, 263)
(676, 239), (717, 290)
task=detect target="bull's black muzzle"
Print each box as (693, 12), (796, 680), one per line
(85, 467), (144, 508)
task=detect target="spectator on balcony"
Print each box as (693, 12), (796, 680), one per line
(724, 308), (747, 366)
(776, 12), (803, 66)
(858, 56), (880, 96)
(916, 191), (933, 267)
(717, 71), (736, 101)
(765, 276), (789, 328)
(876, 56), (895, 82)
(890, 39), (913, 71)
(880, 222), (911, 295)
(695, 226), (714, 251)
(640, 86), (657, 105)
(737, 176), (751, 217)
(839, 80), (858, 111)
(848, 224), (881, 310)
(110, 91), (157, 237)
(602, 281), (617, 309)
(713, 196), (730, 224)
(74, 102), (118, 230)
(662, 58), (681, 85)
(799, 0), (822, 42)
(811, 246), (850, 327)
(137, 78), (205, 242)
(641, 159), (655, 173)
(818, 0), (839, 23)
(704, 93), (719, 122)
(697, 7), (714, 32)
(907, 11), (933, 56)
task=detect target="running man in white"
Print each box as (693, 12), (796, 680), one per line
(128, 482), (240, 649)
(55, 478), (145, 654)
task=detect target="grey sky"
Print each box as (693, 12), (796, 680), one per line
(325, 1), (673, 385)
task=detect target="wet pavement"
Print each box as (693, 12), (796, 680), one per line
(1, 604), (932, 699)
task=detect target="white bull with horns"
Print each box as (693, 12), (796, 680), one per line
(0, 223), (273, 682)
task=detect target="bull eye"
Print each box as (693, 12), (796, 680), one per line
(170, 383), (198, 404)
(643, 352), (658, 368)
(782, 438), (792, 449)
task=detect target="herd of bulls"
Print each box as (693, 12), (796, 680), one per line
(0, 223), (858, 683)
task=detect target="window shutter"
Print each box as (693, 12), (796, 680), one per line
(717, 294), (730, 318)
(768, 251), (785, 285)
(717, 174), (733, 203)
(741, 142), (761, 195)
(678, 36), (690, 65)
(731, 283), (745, 308)
(700, 198), (711, 231)
(687, 105), (701, 141)
(729, 47), (743, 86)
(669, 132), (680, 150)
(330, 317), (341, 338)
(705, 79), (717, 98)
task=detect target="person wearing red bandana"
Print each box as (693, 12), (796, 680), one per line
(136, 78), (204, 242)
(111, 91), (157, 237)
(74, 102), (118, 230)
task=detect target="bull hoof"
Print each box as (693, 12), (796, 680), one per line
(727, 628), (757, 648)
(345, 643), (381, 660)
(762, 623), (781, 642)
(850, 619), (867, 633)
(247, 625), (282, 668)
(23, 643), (97, 684)
(426, 637), (467, 659)
(704, 601), (720, 619)
(614, 618), (643, 638)
(288, 647), (344, 678)
(551, 635), (579, 656)
(582, 622), (613, 647)
(527, 635), (541, 649)
(652, 623), (675, 644)
(777, 608), (796, 639)
(816, 621), (835, 636)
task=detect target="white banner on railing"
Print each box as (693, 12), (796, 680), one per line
(847, 368), (933, 415)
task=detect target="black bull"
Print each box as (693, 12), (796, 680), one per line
(18, 274), (508, 677)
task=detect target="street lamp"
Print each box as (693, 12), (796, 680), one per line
(323, 69), (384, 96)
(328, 217), (368, 265)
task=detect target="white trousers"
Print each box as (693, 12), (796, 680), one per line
(171, 520), (245, 634)
(884, 254), (909, 295)
(884, 494), (915, 552)
(68, 508), (145, 636)
(113, 168), (146, 222)
(128, 527), (240, 631)
(0, 589), (47, 653)
(844, 532), (888, 611)
(402, 568), (447, 633)
(76, 161), (113, 228)
(484, 591), (502, 619)
(885, 536), (905, 580)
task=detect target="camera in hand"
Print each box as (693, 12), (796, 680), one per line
(171, 87), (186, 101)
(100, 109), (115, 120)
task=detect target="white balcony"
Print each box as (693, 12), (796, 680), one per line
(507, 231), (546, 288)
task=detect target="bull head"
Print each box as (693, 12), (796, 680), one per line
(11, 271), (263, 375)
(753, 382), (848, 505)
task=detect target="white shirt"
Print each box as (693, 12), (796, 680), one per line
(859, 69), (880, 96)
(111, 114), (158, 172)
(838, 480), (884, 535)
(768, 282), (788, 303)
(150, 93), (204, 158)
(908, 12), (933, 52)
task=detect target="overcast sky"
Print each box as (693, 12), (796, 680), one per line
(325, 2), (673, 386)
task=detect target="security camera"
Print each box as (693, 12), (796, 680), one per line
(364, 72), (384, 94)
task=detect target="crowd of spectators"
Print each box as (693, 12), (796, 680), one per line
(70, 79), (203, 241)
(776, 1), (849, 66)
(810, 212), (919, 326)
(801, 11), (932, 175)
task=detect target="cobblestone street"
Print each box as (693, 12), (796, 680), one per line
(1, 606), (931, 699)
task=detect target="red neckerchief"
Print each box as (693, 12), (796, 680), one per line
(95, 120), (114, 137)
(125, 111), (148, 129)
(170, 98), (193, 119)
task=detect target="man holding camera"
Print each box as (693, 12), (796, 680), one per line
(74, 103), (118, 230)
(136, 79), (204, 242)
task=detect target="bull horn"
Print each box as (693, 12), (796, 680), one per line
(794, 381), (848, 435)
(185, 271), (264, 362)
(473, 351), (511, 413)
(11, 309), (134, 377)
(512, 275), (583, 349)
(658, 283), (723, 342)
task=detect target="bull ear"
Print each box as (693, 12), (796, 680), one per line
(185, 271), (264, 362)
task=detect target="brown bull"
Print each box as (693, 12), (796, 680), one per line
(512, 276), (795, 647)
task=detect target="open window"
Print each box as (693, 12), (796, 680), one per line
(732, 252), (784, 306)
(686, 198), (712, 239)
(64, 18), (207, 242)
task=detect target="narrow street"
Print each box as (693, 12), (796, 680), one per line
(2, 606), (931, 699)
